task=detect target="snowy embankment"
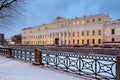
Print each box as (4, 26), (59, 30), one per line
(0, 56), (94, 80)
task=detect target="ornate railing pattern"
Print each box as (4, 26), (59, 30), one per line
(42, 50), (116, 80)
(0, 46), (119, 80)
(11, 49), (34, 62)
(0, 47), (7, 56)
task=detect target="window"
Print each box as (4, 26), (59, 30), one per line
(92, 30), (95, 36)
(73, 40), (75, 44)
(111, 38), (115, 42)
(82, 39), (84, 44)
(98, 18), (101, 22)
(87, 20), (89, 23)
(98, 39), (101, 44)
(111, 29), (115, 34)
(69, 40), (70, 44)
(87, 39), (89, 44)
(73, 32), (75, 37)
(77, 32), (79, 36)
(77, 40), (79, 44)
(98, 30), (101, 35)
(92, 19), (95, 22)
(69, 32), (71, 37)
(87, 31), (89, 36)
(82, 31), (84, 36)
(92, 39), (95, 44)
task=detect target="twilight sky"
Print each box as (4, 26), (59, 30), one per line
(1, 0), (120, 39)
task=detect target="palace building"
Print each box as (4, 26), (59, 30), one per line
(22, 14), (112, 46)
(103, 20), (120, 46)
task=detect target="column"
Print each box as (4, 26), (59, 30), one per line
(51, 33), (54, 45)
(54, 32), (56, 45)
(48, 33), (51, 45)
(62, 32), (65, 45)
(59, 32), (61, 45)
(66, 31), (69, 45)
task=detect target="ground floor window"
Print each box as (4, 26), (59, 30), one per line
(92, 39), (95, 44)
(98, 39), (101, 44)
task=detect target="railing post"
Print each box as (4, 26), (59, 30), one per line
(33, 49), (42, 66)
(6, 48), (12, 58)
(116, 55), (120, 80)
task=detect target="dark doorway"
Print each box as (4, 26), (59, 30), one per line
(55, 38), (59, 46)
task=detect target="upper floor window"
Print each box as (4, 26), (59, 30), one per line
(87, 20), (89, 23)
(98, 30), (101, 35)
(98, 18), (101, 22)
(82, 31), (84, 36)
(92, 30), (95, 36)
(77, 32), (79, 36)
(87, 31), (89, 36)
(73, 32), (75, 37)
(111, 29), (115, 34)
(92, 19), (95, 22)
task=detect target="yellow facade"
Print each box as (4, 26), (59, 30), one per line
(22, 14), (111, 46)
(104, 20), (120, 46)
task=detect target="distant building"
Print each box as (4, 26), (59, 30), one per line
(11, 35), (22, 44)
(22, 14), (111, 46)
(103, 20), (120, 46)
(0, 34), (5, 45)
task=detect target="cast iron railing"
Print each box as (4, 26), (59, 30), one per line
(0, 47), (7, 56)
(42, 50), (116, 80)
(11, 49), (34, 62)
(0, 46), (119, 80)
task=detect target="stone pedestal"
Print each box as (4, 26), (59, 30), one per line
(116, 55), (120, 80)
(33, 49), (42, 66)
(6, 48), (12, 58)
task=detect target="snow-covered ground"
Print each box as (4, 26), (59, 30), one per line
(0, 56), (94, 80)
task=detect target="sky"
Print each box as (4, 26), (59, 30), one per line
(1, 0), (120, 39)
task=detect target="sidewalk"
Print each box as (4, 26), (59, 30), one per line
(0, 56), (95, 80)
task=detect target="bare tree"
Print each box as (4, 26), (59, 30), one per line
(0, 0), (25, 27)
